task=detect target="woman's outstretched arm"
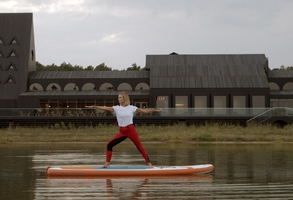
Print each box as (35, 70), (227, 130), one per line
(85, 105), (114, 112)
(136, 108), (162, 114)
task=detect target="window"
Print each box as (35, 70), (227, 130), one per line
(214, 96), (226, 115)
(99, 83), (114, 91)
(67, 100), (77, 108)
(77, 99), (86, 108)
(5, 76), (15, 84)
(252, 96), (265, 107)
(7, 63), (17, 71)
(156, 96), (169, 108)
(117, 83), (132, 91)
(194, 96), (207, 108)
(270, 99), (293, 108)
(7, 78), (14, 83)
(175, 96), (188, 115)
(8, 50), (18, 58)
(48, 99), (58, 108)
(233, 96), (246, 108)
(29, 83), (43, 91)
(288, 99), (293, 107)
(0, 37), (5, 45)
(135, 83), (150, 90)
(233, 96), (246, 115)
(10, 37), (19, 45)
(175, 96), (188, 108)
(64, 83), (78, 91)
(31, 50), (34, 61)
(82, 83), (95, 90)
(214, 96), (226, 107)
(269, 82), (279, 90)
(134, 102), (148, 108)
(46, 83), (61, 91)
(194, 96), (207, 115)
(283, 82), (293, 90)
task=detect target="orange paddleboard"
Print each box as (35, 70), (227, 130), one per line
(46, 164), (214, 177)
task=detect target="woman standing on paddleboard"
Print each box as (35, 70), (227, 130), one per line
(85, 91), (161, 168)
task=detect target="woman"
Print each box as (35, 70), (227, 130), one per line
(85, 91), (162, 168)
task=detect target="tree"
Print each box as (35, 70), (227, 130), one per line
(278, 65), (293, 70)
(84, 65), (94, 71)
(36, 61), (45, 71)
(94, 63), (112, 71)
(35, 61), (143, 71)
(126, 63), (141, 71)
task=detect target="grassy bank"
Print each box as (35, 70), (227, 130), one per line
(1, 123), (293, 143)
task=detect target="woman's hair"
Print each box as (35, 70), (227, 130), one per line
(119, 91), (130, 106)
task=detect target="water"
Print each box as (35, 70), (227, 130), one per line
(0, 143), (292, 199)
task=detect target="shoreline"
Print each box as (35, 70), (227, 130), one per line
(1, 141), (293, 145)
(1, 124), (293, 143)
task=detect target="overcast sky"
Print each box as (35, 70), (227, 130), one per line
(2, 0), (293, 70)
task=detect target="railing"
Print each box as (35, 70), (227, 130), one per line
(0, 107), (274, 117)
(247, 107), (293, 124)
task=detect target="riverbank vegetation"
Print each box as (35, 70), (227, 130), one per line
(1, 123), (293, 143)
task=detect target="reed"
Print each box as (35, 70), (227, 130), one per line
(1, 123), (293, 143)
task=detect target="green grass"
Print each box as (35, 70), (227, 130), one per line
(1, 123), (293, 143)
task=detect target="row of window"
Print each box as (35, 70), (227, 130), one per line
(29, 81), (293, 91)
(158, 95), (266, 109)
(40, 99), (148, 109)
(39, 95), (267, 109)
(29, 82), (293, 92)
(30, 82), (150, 91)
(15, 97), (292, 118)
(20, 97), (289, 118)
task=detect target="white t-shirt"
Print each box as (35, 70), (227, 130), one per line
(113, 105), (137, 127)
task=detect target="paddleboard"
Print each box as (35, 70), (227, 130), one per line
(46, 164), (214, 177)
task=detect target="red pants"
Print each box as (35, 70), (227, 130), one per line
(106, 124), (150, 163)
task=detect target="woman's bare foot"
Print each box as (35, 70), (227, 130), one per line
(101, 162), (110, 168)
(148, 162), (153, 168)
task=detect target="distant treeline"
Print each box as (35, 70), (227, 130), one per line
(36, 61), (144, 71)
(277, 65), (293, 70)
(36, 61), (292, 71)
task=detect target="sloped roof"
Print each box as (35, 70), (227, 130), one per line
(19, 90), (150, 96)
(146, 54), (269, 88)
(28, 70), (149, 80)
(268, 69), (293, 78)
(270, 90), (293, 95)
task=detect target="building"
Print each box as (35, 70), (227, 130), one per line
(1, 13), (293, 127)
(0, 13), (36, 108)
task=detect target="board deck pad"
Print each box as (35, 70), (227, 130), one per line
(94, 166), (150, 170)
(46, 164), (214, 177)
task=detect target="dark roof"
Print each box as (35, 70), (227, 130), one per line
(268, 69), (293, 78)
(270, 90), (293, 95)
(146, 54), (269, 88)
(19, 90), (150, 97)
(28, 70), (149, 80)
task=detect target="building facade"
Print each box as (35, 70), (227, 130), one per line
(1, 13), (293, 126)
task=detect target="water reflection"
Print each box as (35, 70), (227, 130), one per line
(37, 176), (213, 199)
(1, 143), (293, 199)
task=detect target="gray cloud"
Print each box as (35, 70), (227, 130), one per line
(1, 0), (292, 69)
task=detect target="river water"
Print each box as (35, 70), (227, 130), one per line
(0, 142), (292, 199)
